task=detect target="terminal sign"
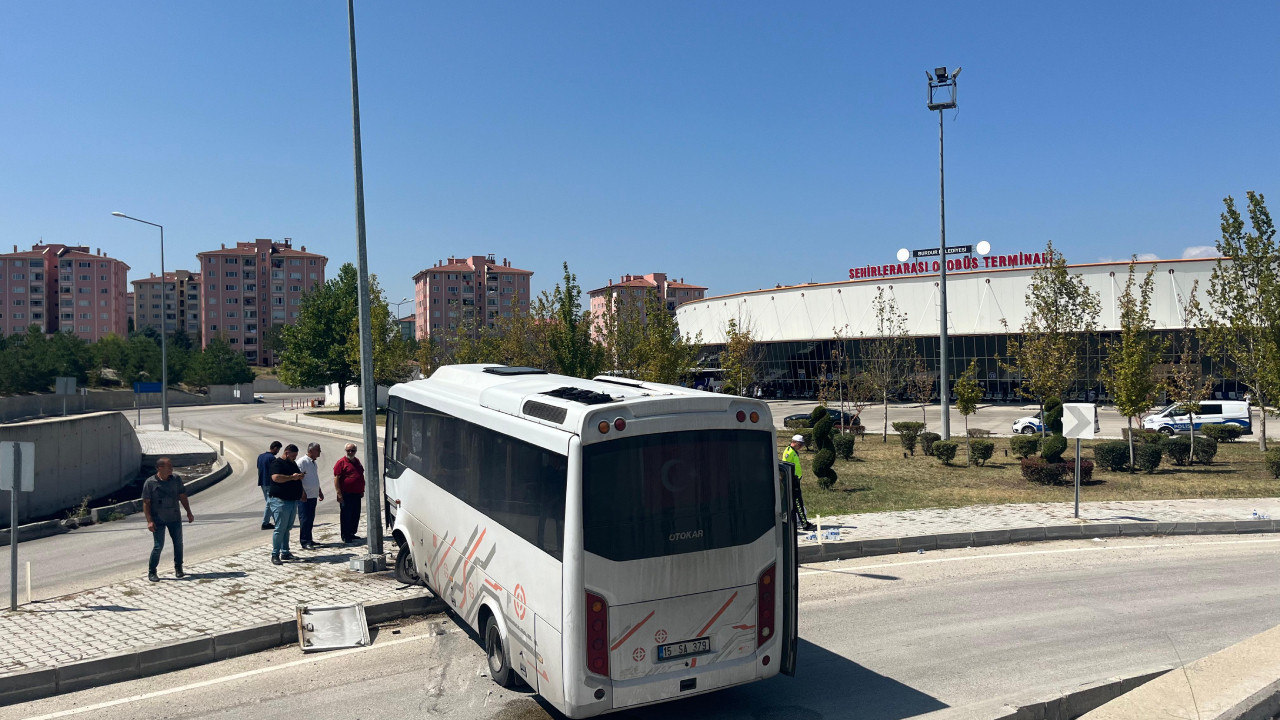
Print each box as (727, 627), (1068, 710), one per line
(849, 250), (1049, 281)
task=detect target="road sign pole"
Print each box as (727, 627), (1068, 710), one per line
(1074, 439), (1081, 519)
(10, 443), (20, 611)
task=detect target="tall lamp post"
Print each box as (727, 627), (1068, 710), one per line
(926, 66), (960, 440)
(346, 0), (385, 566)
(112, 211), (169, 431)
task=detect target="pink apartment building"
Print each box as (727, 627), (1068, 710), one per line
(413, 254), (532, 340)
(132, 270), (201, 336)
(196, 238), (327, 366)
(0, 243), (129, 341)
(587, 272), (707, 333)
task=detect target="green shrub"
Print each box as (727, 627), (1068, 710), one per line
(1122, 427), (1164, 444)
(810, 406), (829, 425)
(1165, 436), (1192, 466)
(1044, 397), (1064, 435)
(1041, 434), (1067, 463)
(892, 421), (926, 456)
(933, 440), (958, 465)
(1011, 435), (1041, 459)
(1093, 441), (1131, 472)
(1067, 458), (1095, 483)
(1021, 457), (1068, 484)
(783, 418), (810, 429)
(833, 433), (855, 460)
(1192, 435), (1218, 464)
(969, 439), (995, 466)
(1135, 443), (1163, 474)
(1201, 424), (1244, 443)
(723, 384), (737, 396)
(813, 448), (838, 490)
(919, 432), (941, 456)
(813, 416), (834, 450)
(1265, 448), (1280, 479)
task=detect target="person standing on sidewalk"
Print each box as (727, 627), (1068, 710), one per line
(256, 441), (282, 530)
(333, 443), (366, 544)
(781, 435), (817, 532)
(268, 444), (306, 565)
(296, 442), (324, 550)
(141, 457), (195, 582)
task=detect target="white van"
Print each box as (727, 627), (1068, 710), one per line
(1141, 400), (1252, 435)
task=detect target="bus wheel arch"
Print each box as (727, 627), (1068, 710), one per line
(479, 603), (518, 688)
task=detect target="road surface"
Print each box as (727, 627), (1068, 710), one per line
(8, 534), (1280, 720)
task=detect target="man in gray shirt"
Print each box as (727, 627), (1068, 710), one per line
(141, 457), (195, 582)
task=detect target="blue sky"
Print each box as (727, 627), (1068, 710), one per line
(3, 1), (1277, 308)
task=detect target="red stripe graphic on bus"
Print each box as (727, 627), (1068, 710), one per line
(484, 578), (503, 592)
(697, 591), (739, 636)
(436, 537), (456, 581)
(610, 610), (656, 652)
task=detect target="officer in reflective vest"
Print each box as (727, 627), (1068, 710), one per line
(782, 435), (816, 532)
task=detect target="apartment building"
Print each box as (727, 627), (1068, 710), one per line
(196, 238), (327, 365)
(587, 272), (707, 334)
(412, 255), (532, 340)
(0, 243), (129, 341)
(131, 270), (201, 337)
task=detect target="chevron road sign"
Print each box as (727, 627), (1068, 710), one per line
(1063, 403), (1097, 440)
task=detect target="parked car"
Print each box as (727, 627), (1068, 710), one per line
(784, 409), (862, 428)
(1142, 400), (1252, 435)
(1012, 411), (1043, 435)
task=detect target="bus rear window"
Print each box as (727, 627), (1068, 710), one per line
(583, 429), (775, 562)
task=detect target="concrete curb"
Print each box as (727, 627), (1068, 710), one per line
(260, 412), (366, 441)
(797, 519), (1280, 563)
(992, 667), (1171, 720)
(0, 592), (444, 707)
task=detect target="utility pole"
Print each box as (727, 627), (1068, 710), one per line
(926, 66), (961, 440)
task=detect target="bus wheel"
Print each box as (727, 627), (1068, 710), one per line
(484, 616), (517, 688)
(394, 544), (420, 586)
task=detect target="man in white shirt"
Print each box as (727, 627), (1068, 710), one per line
(296, 442), (325, 550)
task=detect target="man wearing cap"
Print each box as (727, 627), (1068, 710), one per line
(782, 435), (817, 532)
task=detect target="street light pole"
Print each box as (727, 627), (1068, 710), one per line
(346, 0), (384, 562)
(926, 66), (960, 441)
(112, 212), (169, 431)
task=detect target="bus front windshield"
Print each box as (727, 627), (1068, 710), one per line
(582, 428), (775, 562)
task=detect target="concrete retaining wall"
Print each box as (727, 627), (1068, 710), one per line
(0, 390), (208, 423)
(206, 384), (255, 405)
(0, 412), (141, 526)
(252, 378), (321, 393)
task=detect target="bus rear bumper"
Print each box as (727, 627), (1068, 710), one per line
(609, 652), (775, 712)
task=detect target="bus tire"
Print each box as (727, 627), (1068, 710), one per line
(484, 615), (517, 688)
(394, 544), (421, 586)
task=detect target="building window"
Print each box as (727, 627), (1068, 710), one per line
(100, 288), (109, 294)
(225, 285), (237, 291)
(289, 285), (301, 292)
(224, 258), (239, 264)
(208, 298), (218, 304)
(79, 274), (90, 281)
(289, 259), (301, 266)
(226, 271), (239, 278)
(78, 262), (91, 268)
(229, 325), (239, 331)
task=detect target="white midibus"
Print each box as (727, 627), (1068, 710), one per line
(383, 365), (797, 717)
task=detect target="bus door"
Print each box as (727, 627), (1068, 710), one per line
(777, 462), (799, 677)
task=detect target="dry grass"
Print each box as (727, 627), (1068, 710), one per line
(790, 435), (1278, 516)
(311, 410), (386, 426)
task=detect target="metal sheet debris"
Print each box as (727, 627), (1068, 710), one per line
(296, 603), (371, 652)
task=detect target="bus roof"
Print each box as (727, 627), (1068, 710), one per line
(390, 364), (764, 436)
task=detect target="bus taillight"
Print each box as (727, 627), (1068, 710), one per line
(586, 590), (610, 677)
(757, 564), (776, 648)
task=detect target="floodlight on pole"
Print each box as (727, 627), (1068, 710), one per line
(112, 211), (169, 431)
(926, 65), (961, 440)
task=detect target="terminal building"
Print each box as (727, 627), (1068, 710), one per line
(675, 252), (1232, 402)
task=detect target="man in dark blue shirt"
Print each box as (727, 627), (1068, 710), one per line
(257, 441), (282, 530)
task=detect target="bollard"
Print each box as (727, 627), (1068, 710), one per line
(199, 428), (203, 440)
(220, 440), (224, 457)
(181, 420), (184, 431)
(26, 561), (31, 605)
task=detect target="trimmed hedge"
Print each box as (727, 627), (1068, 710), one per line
(1021, 457), (1094, 485)
(1266, 448), (1280, 479)
(1122, 428), (1165, 444)
(1135, 443), (1163, 473)
(892, 421), (926, 455)
(1201, 423), (1244, 443)
(813, 449), (837, 490)
(1011, 435), (1041, 459)
(969, 439), (995, 466)
(783, 418), (810, 430)
(1192, 435), (1219, 465)
(933, 440), (958, 465)
(1093, 441), (1131, 472)
(1068, 458), (1095, 483)
(1165, 436), (1192, 465)
(833, 433), (855, 461)
(1044, 397), (1064, 435)
(920, 432), (942, 456)
(1042, 434), (1067, 463)
(810, 406), (829, 425)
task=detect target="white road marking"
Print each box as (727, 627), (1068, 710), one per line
(20, 631), (446, 720)
(798, 537), (1280, 576)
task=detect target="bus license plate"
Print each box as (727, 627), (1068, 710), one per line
(657, 637), (710, 661)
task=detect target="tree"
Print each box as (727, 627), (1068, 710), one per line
(1206, 192), (1279, 451)
(598, 289), (646, 379)
(904, 357), (935, 425)
(346, 272), (413, 387)
(1166, 282), (1213, 465)
(861, 288), (911, 441)
(1103, 260), (1165, 470)
(954, 360), (983, 463)
(545, 262), (603, 378)
(186, 338), (255, 388)
(720, 316), (758, 396)
(1002, 240), (1102, 437)
(634, 292), (701, 385)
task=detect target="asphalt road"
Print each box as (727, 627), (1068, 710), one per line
(9, 535), (1280, 720)
(0, 398), (379, 601)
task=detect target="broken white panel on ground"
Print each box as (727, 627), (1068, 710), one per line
(297, 603), (371, 652)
